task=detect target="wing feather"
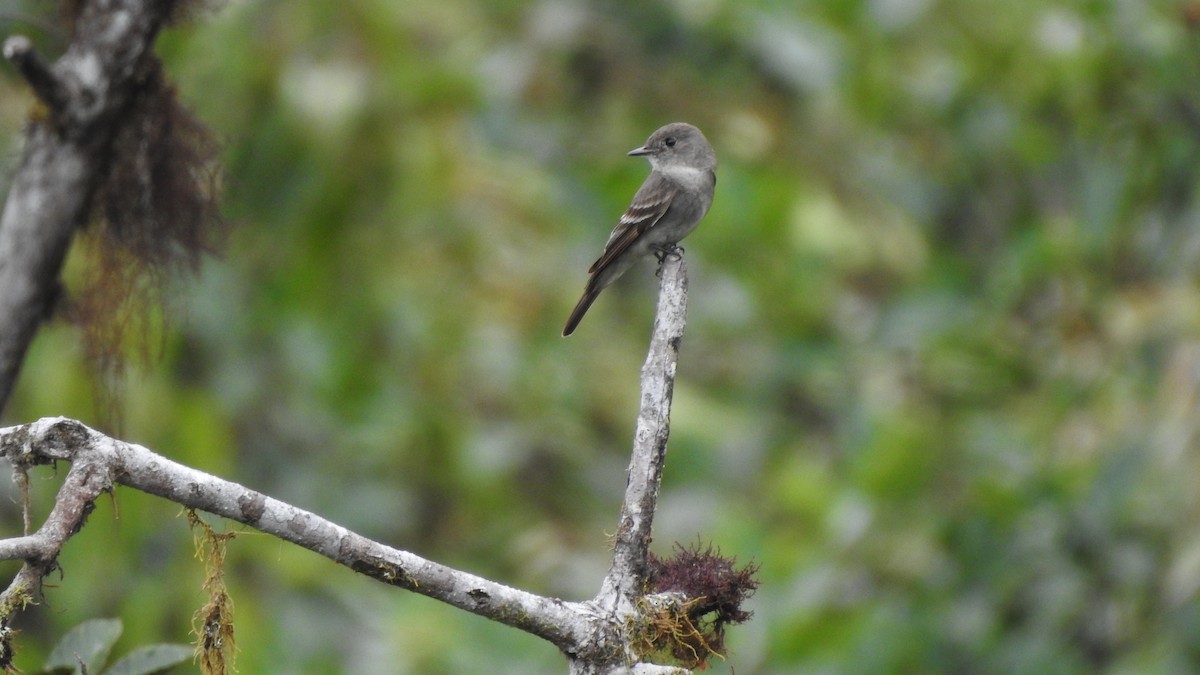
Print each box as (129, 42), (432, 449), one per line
(588, 174), (677, 274)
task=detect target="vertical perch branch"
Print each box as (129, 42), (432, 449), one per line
(596, 254), (688, 611)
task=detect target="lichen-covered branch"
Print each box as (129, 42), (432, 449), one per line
(0, 255), (699, 674)
(0, 417), (592, 652)
(596, 255), (688, 611)
(560, 255), (692, 675)
(0, 412), (709, 673)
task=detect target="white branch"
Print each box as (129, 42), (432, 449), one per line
(596, 254), (688, 611)
(0, 255), (697, 672)
(566, 254), (693, 674)
(0, 4), (703, 664)
(0, 417), (593, 651)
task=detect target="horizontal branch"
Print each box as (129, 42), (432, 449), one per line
(0, 536), (44, 561)
(0, 249), (698, 673)
(0, 417), (589, 651)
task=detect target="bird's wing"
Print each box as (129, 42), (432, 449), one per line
(588, 173), (677, 274)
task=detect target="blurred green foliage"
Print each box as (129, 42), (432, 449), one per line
(4, 0), (1200, 673)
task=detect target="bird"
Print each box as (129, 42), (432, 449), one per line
(562, 122), (717, 337)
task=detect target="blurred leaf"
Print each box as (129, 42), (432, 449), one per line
(44, 618), (121, 674)
(104, 644), (193, 675)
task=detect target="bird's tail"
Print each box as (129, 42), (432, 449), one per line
(562, 286), (601, 336)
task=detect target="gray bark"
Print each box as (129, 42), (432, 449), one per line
(0, 255), (693, 673)
(0, 1), (175, 414)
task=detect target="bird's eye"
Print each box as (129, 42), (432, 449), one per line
(664, 136), (676, 147)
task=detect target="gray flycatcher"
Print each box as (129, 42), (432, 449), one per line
(562, 122), (717, 336)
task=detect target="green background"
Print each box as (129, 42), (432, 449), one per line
(4, 0), (1200, 672)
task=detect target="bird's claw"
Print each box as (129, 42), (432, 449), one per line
(653, 243), (684, 266)
(654, 244), (683, 277)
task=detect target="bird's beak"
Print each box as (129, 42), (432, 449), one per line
(627, 145), (653, 157)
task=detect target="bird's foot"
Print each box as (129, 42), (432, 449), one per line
(653, 243), (684, 265)
(654, 244), (683, 277)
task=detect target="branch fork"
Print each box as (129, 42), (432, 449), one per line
(2, 3), (707, 672)
(0, 257), (692, 673)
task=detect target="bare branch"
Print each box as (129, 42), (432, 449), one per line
(0, 252), (702, 673)
(626, 666), (691, 675)
(594, 666), (690, 675)
(0, 537), (43, 561)
(0, 255), (699, 673)
(594, 255), (688, 607)
(3, 36), (67, 113)
(0, 417), (591, 651)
